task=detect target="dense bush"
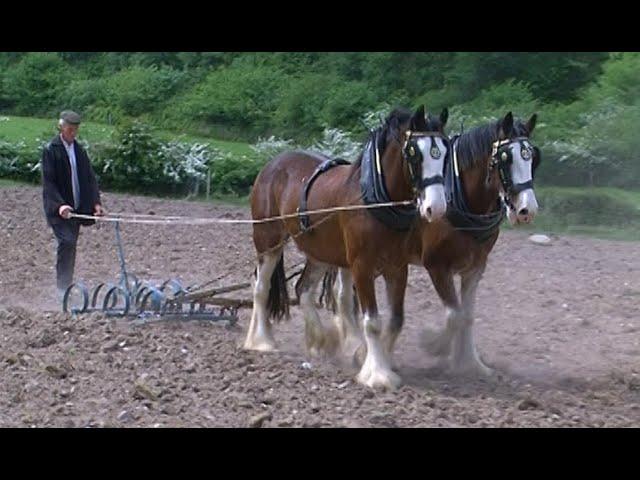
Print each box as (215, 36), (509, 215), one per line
(82, 121), (269, 196)
(92, 120), (165, 191)
(107, 65), (186, 117)
(272, 74), (336, 140)
(1, 51), (639, 189)
(319, 81), (378, 133)
(0, 139), (42, 182)
(533, 53), (640, 187)
(175, 64), (288, 133)
(2, 53), (74, 116)
(57, 77), (111, 119)
(208, 153), (264, 195)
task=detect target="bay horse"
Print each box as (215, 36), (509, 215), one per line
(243, 106), (450, 389)
(414, 112), (541, 376)
(331, 111), (541, 381)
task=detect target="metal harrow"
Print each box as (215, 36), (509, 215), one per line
(62, 221), (241, 326)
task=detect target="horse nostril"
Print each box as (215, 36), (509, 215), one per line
(519, 208), (528, 216)
(427, 207), (432, 216)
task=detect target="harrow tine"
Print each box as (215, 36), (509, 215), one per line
(139, 286), (165, 314)
(90, 283), (108, 309)
(102, 285), (131, 317)
(160, 278), (184, 297)
(63, 282), (89, 314)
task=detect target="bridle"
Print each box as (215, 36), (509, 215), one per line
(487, 136), (541, 210)
(401, 130), (449, 197)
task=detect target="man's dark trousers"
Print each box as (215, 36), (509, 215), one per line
(51, 219), (80, 291)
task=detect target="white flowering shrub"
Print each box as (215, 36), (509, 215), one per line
(161, 141), (216, 184)
(250, 136), (296, 161)
(360, 103), (392, 131)
(308, 126), (361, 161)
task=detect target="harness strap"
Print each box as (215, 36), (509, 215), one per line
(298, 158), (350, 232)
(512, 179), (533, 194)
(360, 132), (418, 231)
(420, 175), (444, 189)
(445, 136), (505, 243)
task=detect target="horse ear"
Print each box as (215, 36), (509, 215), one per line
(526, 113), (538, 134)
(410, 105), (426, 129)
(500, 112), (514, 138)
(440, 108), (449, 127)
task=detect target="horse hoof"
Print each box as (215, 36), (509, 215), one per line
(242, 337), (278, 352)
(450, 359), (494, 378)
(356, 367), (402, 391)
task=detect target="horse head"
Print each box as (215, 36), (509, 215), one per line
(491, 112), (541, 225)
(383, 105), (449, 222)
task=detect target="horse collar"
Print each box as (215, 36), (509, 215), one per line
(360, 132), (418, 231)
(445, 136), (506, 243)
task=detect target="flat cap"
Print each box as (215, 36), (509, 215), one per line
(60, 110), (82, 125)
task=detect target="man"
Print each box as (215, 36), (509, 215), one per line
(41, 110), (105, 302)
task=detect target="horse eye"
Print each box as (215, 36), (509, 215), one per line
(521, 147), (531, 160)
(501, 151), (509, 161)
(430, 146), (441, 159)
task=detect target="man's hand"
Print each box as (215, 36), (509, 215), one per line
(94, 204), (106, 216)
(58, 205), (73, 219)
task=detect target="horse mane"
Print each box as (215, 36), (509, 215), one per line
(455, 117), (532, 172)
(351, 107), (413, 168)
(454, 122), (499, 171)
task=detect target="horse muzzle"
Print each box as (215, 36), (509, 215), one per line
(419, 184), (447, 222)
(510, 188), (539, 225)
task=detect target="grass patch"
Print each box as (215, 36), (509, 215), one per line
(0, 115), (112, 144)
(97, 186), (251, 209)
(507, 186), (640, 241)
(0, 115), (253, 156)
(0, 178), (27, 188)
(204, 193), (251, 207)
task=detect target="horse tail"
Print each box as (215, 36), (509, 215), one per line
(318, 267), (338, 313)
(267, 253), (290, 322)
(317, 267), (359, 318)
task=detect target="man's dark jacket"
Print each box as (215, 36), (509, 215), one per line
(41, 135), (101, 226)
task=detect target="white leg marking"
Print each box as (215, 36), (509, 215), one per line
(450, 270), (493, 377)
(333, 268), (363, 357)
(243, 253), (280, 352)
(356, 313), (401, 390)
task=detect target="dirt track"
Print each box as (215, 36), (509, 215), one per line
(1, 185), (639, 427)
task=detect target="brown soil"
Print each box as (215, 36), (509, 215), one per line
(1, 185), (639, 427)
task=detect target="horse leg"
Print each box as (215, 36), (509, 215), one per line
(352, 263), (401, 390)
(420, 266), (462, 360)
(356, 266), (408, 369)
(297, 261), (340, 358)
(242, 250), (282, 352)
(450, 266), (493, 377)
(380, 265), (408, 371)
(332, 267), (363, 357)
